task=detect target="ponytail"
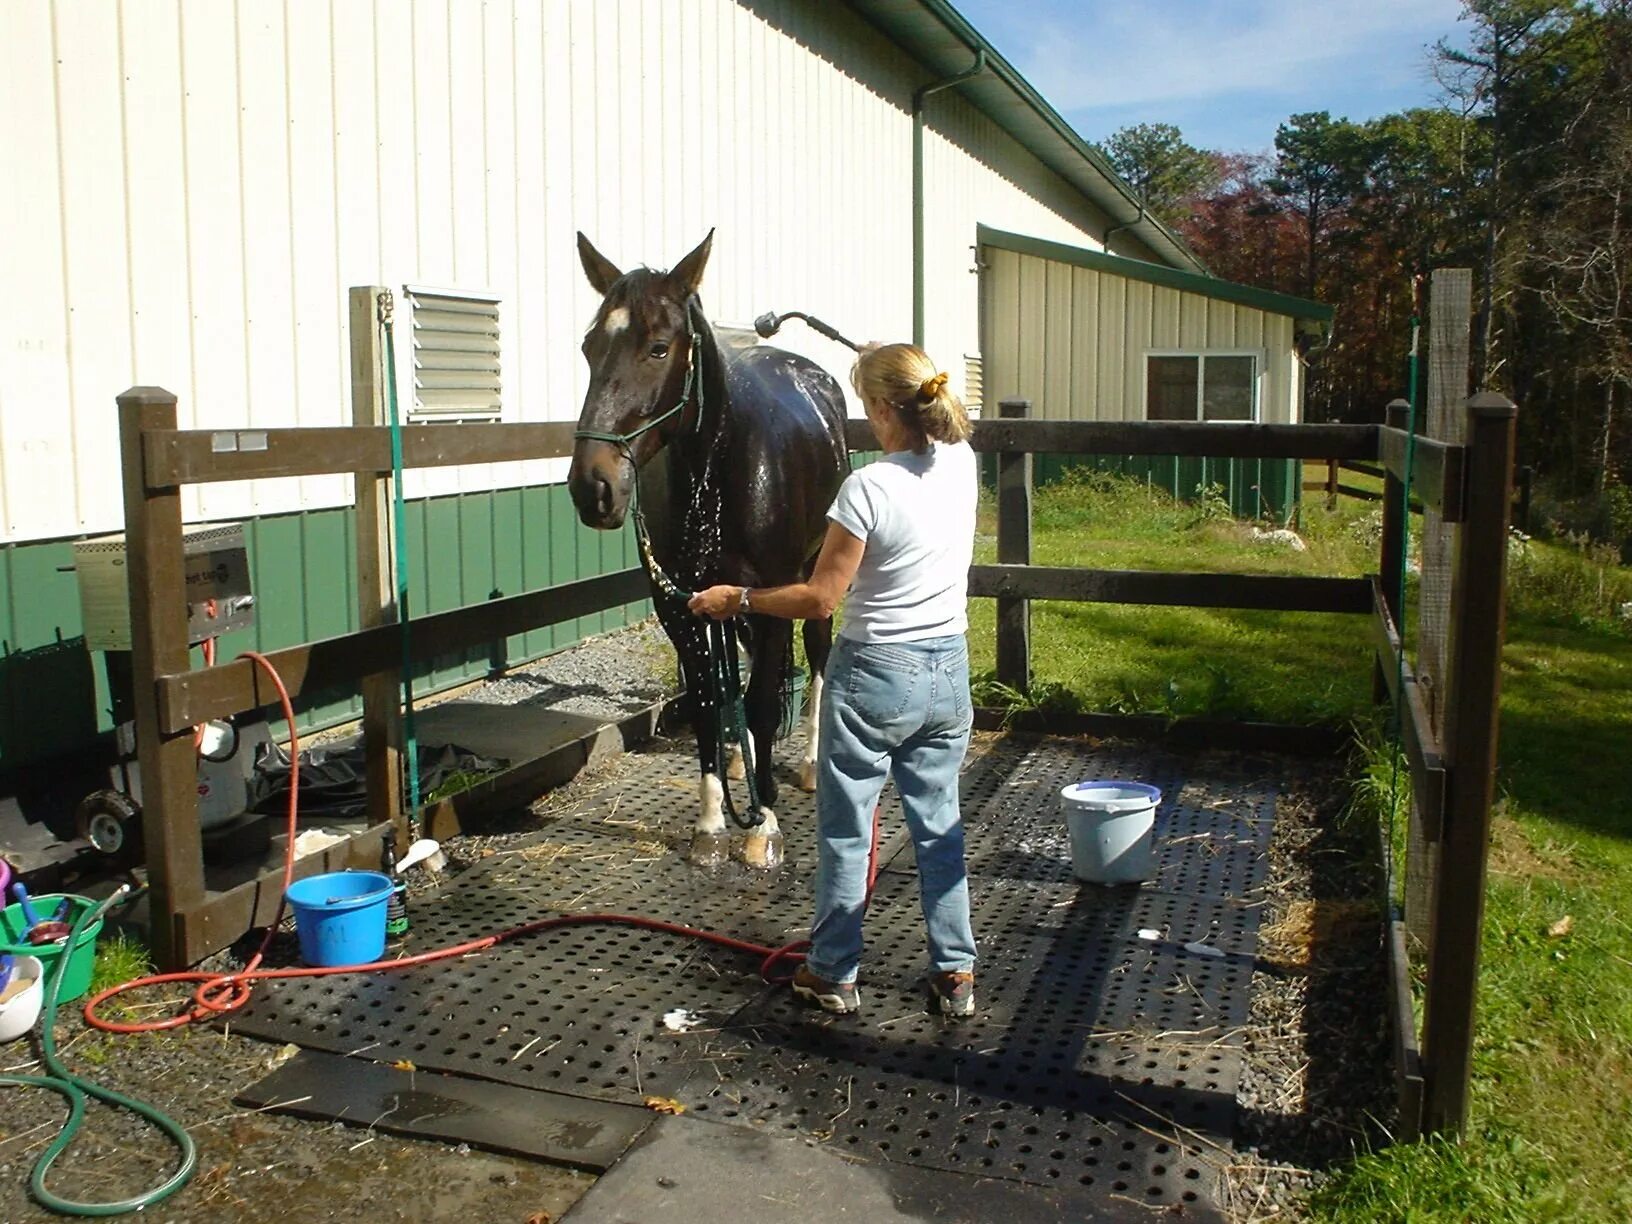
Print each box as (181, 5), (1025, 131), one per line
(851, 344), (971, 448)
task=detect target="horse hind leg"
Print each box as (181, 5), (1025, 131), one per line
(797, 617), (833, 793)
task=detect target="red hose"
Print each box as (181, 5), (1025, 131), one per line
(85, 652), (880, 1035)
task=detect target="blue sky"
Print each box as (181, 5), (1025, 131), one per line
(950, 0), (1473, 154)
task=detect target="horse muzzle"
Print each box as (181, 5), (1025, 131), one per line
(568, 445), (633, 529)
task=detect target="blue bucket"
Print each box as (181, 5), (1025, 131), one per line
(284, 871), (393, 967)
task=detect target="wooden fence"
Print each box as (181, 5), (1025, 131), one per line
(115, 289), (1514, 1138)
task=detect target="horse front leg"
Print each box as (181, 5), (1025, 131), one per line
(741, 615), (789, 869)
(684, 645), (730, 867)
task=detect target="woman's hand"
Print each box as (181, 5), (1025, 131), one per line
(689, 585), (743, 620)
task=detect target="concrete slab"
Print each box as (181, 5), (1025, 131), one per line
(563, 1114), (1224, 1223)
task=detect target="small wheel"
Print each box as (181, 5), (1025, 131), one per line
(75, 789), (140, 857)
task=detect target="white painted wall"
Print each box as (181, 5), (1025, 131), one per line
(0, 0), (1133, 546)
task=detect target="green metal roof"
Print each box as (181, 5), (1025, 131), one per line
(844, 0), (1207, 274)
(978, 225), (1335, 327)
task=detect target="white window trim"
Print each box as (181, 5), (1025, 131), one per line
(1143, 349), (1266, 423)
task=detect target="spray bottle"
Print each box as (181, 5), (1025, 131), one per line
(380, 837), (411, 943)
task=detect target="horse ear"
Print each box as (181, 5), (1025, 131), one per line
(668, 229), (715, 297)
(576, 232), (622, 296)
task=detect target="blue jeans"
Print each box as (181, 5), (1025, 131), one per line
(807, 634), (977, 984)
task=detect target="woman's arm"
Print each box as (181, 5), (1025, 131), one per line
(688, 521), (865, 621)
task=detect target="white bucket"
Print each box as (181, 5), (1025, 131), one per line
(1059, 781), (1162, 884)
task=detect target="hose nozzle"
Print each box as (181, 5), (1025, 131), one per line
(751, 310), (860, 352)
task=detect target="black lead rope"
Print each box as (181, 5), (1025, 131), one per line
(573, 313), (765, 831)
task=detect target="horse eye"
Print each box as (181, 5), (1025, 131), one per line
(649, 342), (670, 360)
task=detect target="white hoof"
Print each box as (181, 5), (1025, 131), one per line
(798, 761), (817, 793)
(690, 830), (730, 867)
(726, 743), (746, 781)
(743, 828), (784, 869)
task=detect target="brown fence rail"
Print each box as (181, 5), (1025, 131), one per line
(115, 289), (1513, 1143)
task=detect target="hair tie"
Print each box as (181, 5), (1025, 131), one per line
(917, 371), (950, 402)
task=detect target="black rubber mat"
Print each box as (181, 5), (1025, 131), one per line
(233, 732), (1284, 1215)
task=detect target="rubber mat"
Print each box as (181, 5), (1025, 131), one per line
(233, 732), (1285, 1215)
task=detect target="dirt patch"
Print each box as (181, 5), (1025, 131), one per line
(1487, 814), (1576, 882)
(0, 1020), (590, 1223)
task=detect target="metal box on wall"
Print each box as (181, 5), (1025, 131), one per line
(72, 524), (255, 651)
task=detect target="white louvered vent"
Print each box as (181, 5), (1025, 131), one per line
(964, 353), (984, 416)
(405, 286), (502, 423)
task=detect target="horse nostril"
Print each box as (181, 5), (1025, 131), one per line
(595, 476), (613, 517)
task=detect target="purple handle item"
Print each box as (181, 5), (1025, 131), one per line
(0, 858), (10, 900)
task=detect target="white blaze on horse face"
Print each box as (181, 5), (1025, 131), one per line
(698, 772), (726, 834)
(602, 306), (630, 336)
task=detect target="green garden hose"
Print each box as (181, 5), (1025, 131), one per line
(0, 889), (197, 1215)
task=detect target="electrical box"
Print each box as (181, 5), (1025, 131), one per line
(73, 523), (255, 651)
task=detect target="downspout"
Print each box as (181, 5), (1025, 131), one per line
(1102, 202), (1146, 253)
(913, 49), (987, 347)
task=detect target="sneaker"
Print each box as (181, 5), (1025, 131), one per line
(930, 971), (975, 1018)
(791, 964), (860, 1014)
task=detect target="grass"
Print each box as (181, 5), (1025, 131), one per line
(988, 468), (1632, 1220)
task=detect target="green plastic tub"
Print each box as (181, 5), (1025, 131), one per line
(0, 895), (104, 1004)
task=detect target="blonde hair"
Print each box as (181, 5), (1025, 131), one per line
(851, 343), (971, 449)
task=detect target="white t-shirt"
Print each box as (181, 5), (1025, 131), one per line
(826, 440), (977, 644)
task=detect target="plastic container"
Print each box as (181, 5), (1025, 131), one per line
(284, 871), (393, 968)
(1059, 781), (1163, 884)
(0, 955), (45, 1041)
(0, 894), (105, 1003)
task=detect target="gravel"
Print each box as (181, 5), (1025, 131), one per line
(449, 619), (673, 722)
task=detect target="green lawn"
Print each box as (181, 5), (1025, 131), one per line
(972, 468), (1632, 1221)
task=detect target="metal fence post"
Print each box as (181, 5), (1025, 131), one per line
(1421, 391), (1518, 1136)
(995, 398), (1032, 694)
(119, 387), (204, 970)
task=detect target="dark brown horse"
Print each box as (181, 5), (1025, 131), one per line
(568, 231), (848, 866)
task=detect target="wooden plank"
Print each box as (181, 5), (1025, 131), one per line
(1376, 401), (1410, 709)
(142, 421), (579, 487)
(1390, 919), (1426, 1141)
(157, 567), (650, 733)
(1422, 393), (1518, 1137)
(119, 387), (204, 971)
(349, 287), (405, 845)
(995, 399), (1032, 692)
(968, 565), (1373, 614)
(962, 419), (1375, 459)
(1378, 427), (1466, 521)
(1370, 578), (1447, 840)
(971, 706), (1349, 756)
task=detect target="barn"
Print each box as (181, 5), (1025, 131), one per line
(0, 0), (1329, 781)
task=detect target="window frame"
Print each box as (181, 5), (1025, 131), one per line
(1142, 349), (1265, 424)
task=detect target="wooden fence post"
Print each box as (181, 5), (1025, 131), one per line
(1326, 457), (1339, 509)
(349, 287), (405, 848)
(119, 387), (204, 971)
(995, 399), (1032, 693)
(1421, 392), (1517, 1136)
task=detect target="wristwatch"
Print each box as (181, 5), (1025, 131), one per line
(738, 587), (753, 613)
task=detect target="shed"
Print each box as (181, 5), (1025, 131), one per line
(980, 227), (1334, 517)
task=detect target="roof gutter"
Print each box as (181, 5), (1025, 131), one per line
(1102, 202), (1146, 252)
(913, 49), (987, 347)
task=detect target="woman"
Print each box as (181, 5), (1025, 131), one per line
(689, 343), (978, 1017)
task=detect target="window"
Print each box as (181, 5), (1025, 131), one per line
(1145, 353), (1259, 422)
(404, 285), (502, 423)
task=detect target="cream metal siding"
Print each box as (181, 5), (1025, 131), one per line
(983, 247), (1301, 424)
(1, 0), (1137, 547)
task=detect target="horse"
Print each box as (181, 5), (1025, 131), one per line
(567, 230), (849, 868)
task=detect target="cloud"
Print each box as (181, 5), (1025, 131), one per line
(994, 0), (1466, 116)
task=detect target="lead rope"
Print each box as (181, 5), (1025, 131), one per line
(574, 318), (765, 829)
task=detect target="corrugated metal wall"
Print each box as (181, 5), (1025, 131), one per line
(981, 244), (1303, 518)
(1, 0), (1143, 773)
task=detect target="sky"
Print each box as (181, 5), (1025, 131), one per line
(949, 0), (1473, 155)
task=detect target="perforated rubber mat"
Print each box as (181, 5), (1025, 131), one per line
(234, 731), (1281, 1216)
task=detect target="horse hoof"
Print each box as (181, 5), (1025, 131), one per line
(726, 749), (746, 782)
(743, 831), (784, 870)
(690, 831), (729, 867)
(797, 762), (817, 793)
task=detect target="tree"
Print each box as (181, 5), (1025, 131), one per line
(1266, 112), (1370, 301)
(1096, 123), (1220, 229)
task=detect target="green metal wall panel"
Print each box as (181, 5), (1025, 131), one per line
(1024, 454), (1299, 522)
(0, 484), (650, 779)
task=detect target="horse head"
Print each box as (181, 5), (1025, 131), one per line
(569, 229), (715, 529)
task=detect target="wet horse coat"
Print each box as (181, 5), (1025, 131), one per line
(568, 231), (848, 865)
